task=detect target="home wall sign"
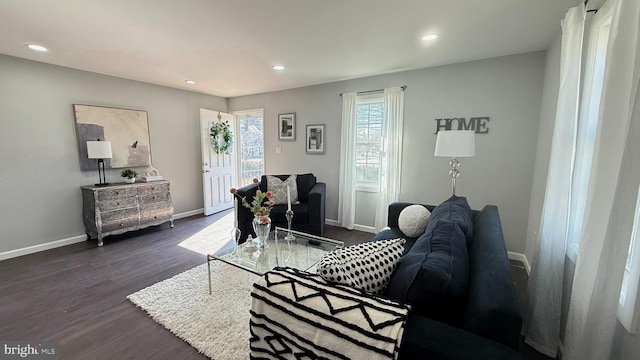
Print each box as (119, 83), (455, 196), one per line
(434, 117), (490, 134)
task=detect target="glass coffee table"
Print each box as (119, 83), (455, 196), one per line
(207, 227), (343, 293)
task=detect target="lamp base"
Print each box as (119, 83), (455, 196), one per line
(94, 183), (110, 187)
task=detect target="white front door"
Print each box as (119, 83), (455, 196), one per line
(200, 109), (236, 216)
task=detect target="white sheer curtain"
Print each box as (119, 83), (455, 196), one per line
(338, 92), (357, 230)
(523, 4), (585, 357)
(374, 87), (405, 232)
(564, 0), (640, 358)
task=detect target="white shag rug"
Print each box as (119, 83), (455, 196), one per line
(127, 261), (259, 359)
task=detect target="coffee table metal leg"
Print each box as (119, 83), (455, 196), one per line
(207, 255), (212, 295)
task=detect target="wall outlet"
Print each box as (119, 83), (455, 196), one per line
(276, 146), (282, 155)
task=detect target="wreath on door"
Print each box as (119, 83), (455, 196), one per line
(210, 113), (233, 155)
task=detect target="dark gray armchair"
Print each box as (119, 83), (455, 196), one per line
(235, 173), (326, 242)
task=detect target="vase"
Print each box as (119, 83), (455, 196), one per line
(252, 215), (271, 249)
(124, 177), (135, 184)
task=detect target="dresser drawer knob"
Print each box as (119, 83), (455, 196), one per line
(115, 191), (119, 195)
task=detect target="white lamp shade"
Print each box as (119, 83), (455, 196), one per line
(434, 130), (476, 157)
(86, 141), (113, 159)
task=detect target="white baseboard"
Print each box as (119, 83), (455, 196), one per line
(324, 219), (375, 234)
(325, 219), (339, 226)
(0, 234), (87, 261)
(354, 224), (375, 233)
(0, 208), (205, 262)
(508, 251), (531, 275)
(174, 208), (204, 219)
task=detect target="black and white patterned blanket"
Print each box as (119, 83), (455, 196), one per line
(250, 267), (410, 360)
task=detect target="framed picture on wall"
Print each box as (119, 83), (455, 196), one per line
(73, 104), (152, 170)
(305, 124), (325, 154)
(278, 113), (296, 141)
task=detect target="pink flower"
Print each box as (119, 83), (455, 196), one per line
(256, 190), (262, 195)
(260, 216), (269, 224)
(265, 191), (273, 198)
(269, 200), (275, 206)
(261, 207), (267, 212)
(255, 211), (262, 217)
(252, 178), (259, 184)
(230, 188), (237, 194)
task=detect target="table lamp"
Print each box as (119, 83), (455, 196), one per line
(434, 130), (475, 196)
(87, 140), (112, 186)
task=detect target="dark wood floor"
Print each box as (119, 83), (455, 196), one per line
(0, 210), (549, 359)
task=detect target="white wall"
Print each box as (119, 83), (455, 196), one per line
(229, 51), (546, 253)
(0, 54), (226, 254)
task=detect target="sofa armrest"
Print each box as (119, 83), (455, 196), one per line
(236, 182), (260, 241)
(307, 182), (326, 236)
(463, 205), (522, 351)
(400, 314), (521, 360)
(236, 182), (259, 199)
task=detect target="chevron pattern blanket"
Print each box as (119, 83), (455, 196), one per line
(250, 267), (410, 360)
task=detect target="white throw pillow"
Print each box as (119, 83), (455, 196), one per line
(316, 238), (406, 295)
(266, 175), (299, 205)
(398, 205), (431, 238)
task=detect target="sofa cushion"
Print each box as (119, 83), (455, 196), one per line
(429, 195), (474, 245)
(266, 174), (299, 205)
(270, 203), (309, 224)
(296, 173), (316, 202)
(398, 205), (431, 238)
(385, 197), (471, 323)
(317, 238), (405, 295)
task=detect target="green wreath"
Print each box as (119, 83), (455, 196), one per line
(210, 121), (233, 155)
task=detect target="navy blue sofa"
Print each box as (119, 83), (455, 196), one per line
(371, 201), (522, 359)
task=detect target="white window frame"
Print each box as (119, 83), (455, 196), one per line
(618, 184), (640, 333)
(231, 108), (264, 187)
(566, 2), (612, 261)
(355, 93), (384, 193)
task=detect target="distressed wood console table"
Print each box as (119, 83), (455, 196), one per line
(81, 181), (174, 246)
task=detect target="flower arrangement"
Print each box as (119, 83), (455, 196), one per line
(230, 178), (275, 223)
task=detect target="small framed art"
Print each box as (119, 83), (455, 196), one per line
(306, 124), (325, 154)
(278, 113), (296, 141)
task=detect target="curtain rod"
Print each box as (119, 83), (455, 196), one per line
(339, 85), (407, 97)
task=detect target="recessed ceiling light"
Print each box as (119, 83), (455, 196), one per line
(273, 65), (285, 71)
(421, 34), (439, 41)
(27, 44), (48, 52)
(185, 80), (196, 85)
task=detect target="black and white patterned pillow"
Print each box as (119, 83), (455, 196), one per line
(317, 238), (406, 295)
(267, 175), (299, 205)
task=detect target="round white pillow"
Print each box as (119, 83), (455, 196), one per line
(398, 205), (431, 238)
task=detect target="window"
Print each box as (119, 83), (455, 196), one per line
(618, 185), (640, 333)
(355, 93), (384, 192)
(233, 109), (264, 186)
(565, 9), (611, 260)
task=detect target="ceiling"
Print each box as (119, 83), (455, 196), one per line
(0, 0), (577, 98)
